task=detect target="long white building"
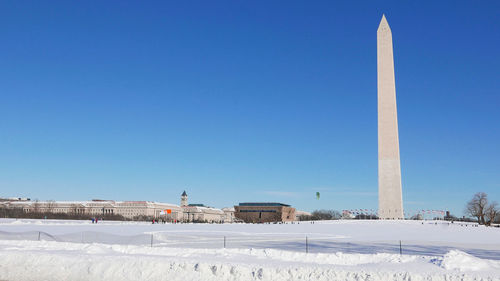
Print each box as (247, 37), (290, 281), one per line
(0, 191), (234, 223)
(1, 199), (184, 221)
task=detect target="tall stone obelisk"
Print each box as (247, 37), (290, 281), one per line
(377, 15), (404, 219)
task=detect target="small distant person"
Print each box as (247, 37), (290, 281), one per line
(96, 218), (98, 224)
(91, 218), (95, 224)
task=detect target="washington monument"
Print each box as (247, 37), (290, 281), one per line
(377, 15), (404, 219)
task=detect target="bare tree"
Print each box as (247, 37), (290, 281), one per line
(46, 200), (56, 213)
(70, 204), (78, 214)
(32, 199), (41, 213)
(485, 201), (498, 226)
(298, 214), (313, 221)
(465, 192), (488, 225)
(311, 210), (341, 220)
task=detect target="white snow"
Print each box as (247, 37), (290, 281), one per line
(1, 219), (499, 281)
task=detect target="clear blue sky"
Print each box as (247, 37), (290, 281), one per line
(1, 1), (499, 216)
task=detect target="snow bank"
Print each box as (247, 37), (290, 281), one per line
(437, 250), (500, 272)
(1, 219), (500, 280)
(0, 240), (499, 281)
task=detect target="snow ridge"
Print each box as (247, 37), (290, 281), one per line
(0, 240), (499, 281)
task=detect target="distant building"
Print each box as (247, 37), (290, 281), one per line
(0, 199), (183, 221)
(115, 201), (182, 220)
(234, 202), (296, 223)
(179, 191), (227, 223)
(222, 207), (236, 223)
(0, 197), (30, 202)
(182, 204), (225, 222)
(0, 191), (233, 223)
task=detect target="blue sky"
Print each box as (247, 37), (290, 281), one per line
(0, 1), (499, 216)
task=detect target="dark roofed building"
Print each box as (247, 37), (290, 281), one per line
(234, 202), (296, 223)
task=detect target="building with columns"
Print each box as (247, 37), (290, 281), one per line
(0, 191), (232, 222)
(0, 199), (183, 221)
(178, 191), (234, 223)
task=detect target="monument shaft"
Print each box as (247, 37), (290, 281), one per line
(377, 15), (404, 219)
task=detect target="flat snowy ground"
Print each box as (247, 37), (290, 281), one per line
(1, 219), (499, 281)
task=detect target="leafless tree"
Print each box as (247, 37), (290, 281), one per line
(70, 204), (78, 214)
(32, 199), (41, 213)
(311, 210), (342, 220)
(485, 201), (498, 225)
(46, 200), (56, 213)
(465, 192), (489, 225)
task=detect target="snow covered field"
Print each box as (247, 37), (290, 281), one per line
(1, 219), (499, 280)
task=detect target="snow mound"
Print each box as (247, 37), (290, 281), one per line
(1, 219), (500, 280)
(437, 250), (500, 272)
(1, 240), (500, 281)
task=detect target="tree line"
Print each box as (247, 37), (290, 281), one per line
(297, 210), (377, 221)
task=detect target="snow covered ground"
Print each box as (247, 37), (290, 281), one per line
(1, 219), (499, 280)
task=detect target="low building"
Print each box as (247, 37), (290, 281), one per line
(182, 204), (225, 222)
(115, 201), (182, 221)
(178, 191), (226, 222)
(0, 199), (183, 220)
(234, 202), (296, 223)
(1, 191), (234, 223)
(222, 207), (235, 223)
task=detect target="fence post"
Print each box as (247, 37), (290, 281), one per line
(224, 236), (226, 249)
(151, 234), (153, 248)
(306, 236), (308, 254)
(399, 240), (402, 255)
